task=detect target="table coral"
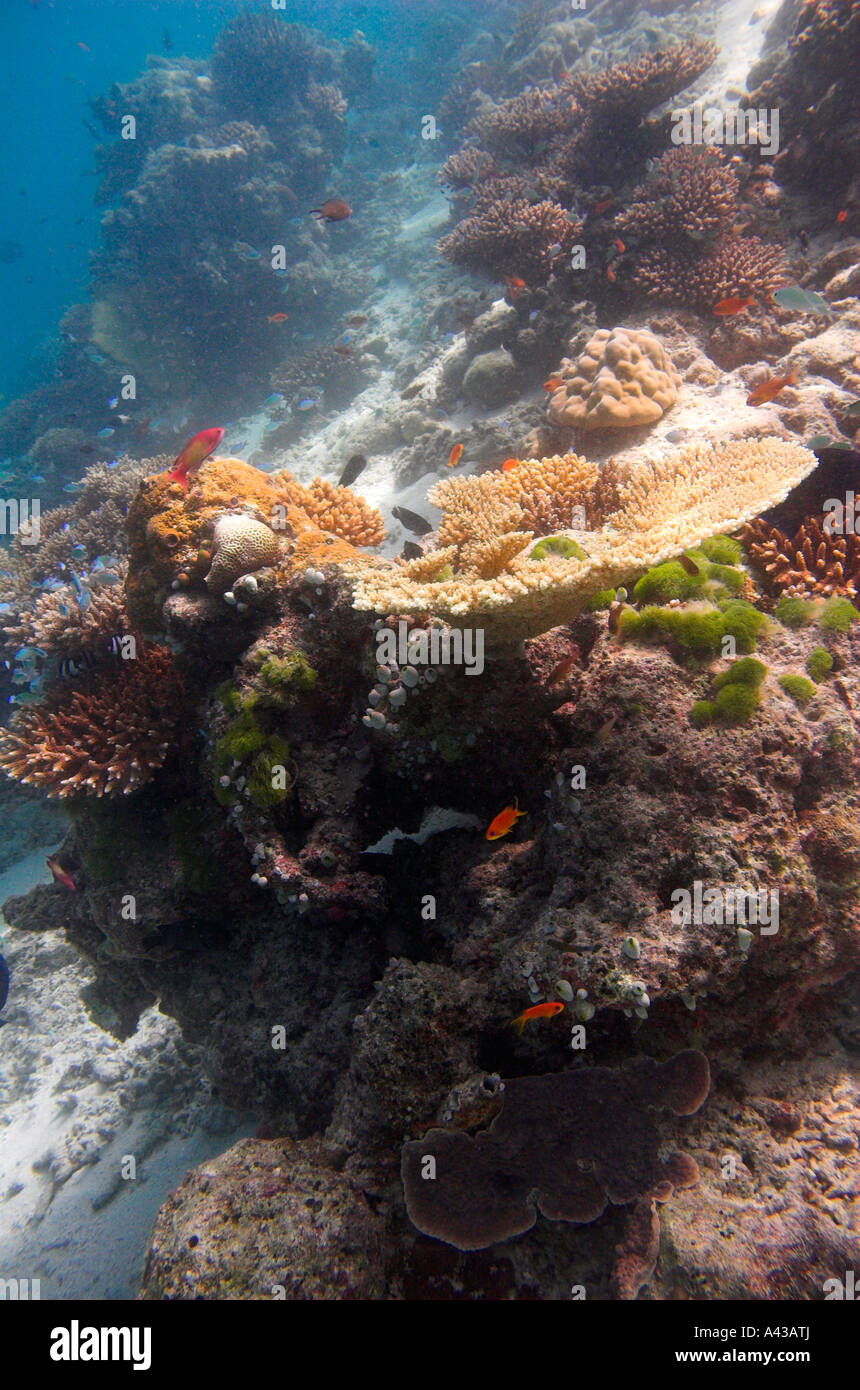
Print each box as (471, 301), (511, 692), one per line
(401, 1052), (709, 1251)
(348, 439), (819, 647)
(547, 327), (681, 430)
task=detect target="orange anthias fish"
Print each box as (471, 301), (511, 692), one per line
(543, 376), (563, 392)
(332, 343), (353, 356)
(713, 294), (755, 316)
(448, 442), (464, 468)
(591, 197), (614, 216)
(166, 427), (225, 490)
(511, 1001), (564, 1033)
(836, 210), (847, 224)
(267, 312), (288, 324)
(311, 199), (353, 222)
(486, 798), (527, 841)
(504, 275), (526, 298)
(547, 651), (578, 686)
(501, 457), (519, 472)
(747, 369), (797, 407)
(46, 857), (76, 891)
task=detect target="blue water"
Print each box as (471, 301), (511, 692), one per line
(0, 0), (474, 403)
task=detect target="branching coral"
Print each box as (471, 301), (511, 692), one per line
(615, 148), (739, 246)
(0, 641), (183, 798)
(548, 328), (680, 430)
(741, 514), (860, 601)
(274, 475), (385, 547)
(565, 41), (718, 118)
(466, 88), (572, 157)
(437, 196), (582, 284)
(1, 566), (129, 663)
(632, 236), (787, 313)
(348, 439), (818, 647)
(211, 10), (313, 115)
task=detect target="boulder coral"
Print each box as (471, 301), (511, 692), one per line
(547, 327), (681, 431)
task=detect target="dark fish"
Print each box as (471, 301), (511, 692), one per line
(400, 381), (424, 400)
(401, 541), (423, 560)
(0, 951), (8, 1016)
(678, 554), (700, 576)
(338, 453), (368, 488)
(0, 240), (23, 265)
(392, 505), (433, 536)
(82, 118), (100, 140)
(162, 27), (172, 51)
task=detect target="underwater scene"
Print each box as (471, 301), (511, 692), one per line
(0, 0), (857, 1327)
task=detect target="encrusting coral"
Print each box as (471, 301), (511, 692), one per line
(547, 328), (680, 431)
(0, 641), (183, 798)
(741, 514), (860, 602)
(401, 1051), (709, 1251)
(348, 439), (819, 647)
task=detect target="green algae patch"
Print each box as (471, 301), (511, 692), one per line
(774, 595), (815, 629)
(587, 587), (616, 611)
(712, 657), (767, 691)
(691, 656), (767, 728)
(529, 535), (586, 562)
(779, 673), (816, 707)
(713, 683), (761, 724)
(819, 597), (859, 633)
(690, 699), (716, 729)
(806, 647), (834, 682)
(620, 599), (767, 660)
(701, 534), (743, 565)
(633, 550), (744, 605)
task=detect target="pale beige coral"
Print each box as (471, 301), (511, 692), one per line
(204, 514), (282, 594)
(349, 438), (818, 648)
(548, 328), (681, 430)
(2, 566), (129, 661)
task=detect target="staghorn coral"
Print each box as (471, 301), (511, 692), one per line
(401, 1052), (709, 1252)
(0, 641), (183, 798)
(274, 475), (385, 548)
(632, 236), (787, 314)
(348, 439), (818, 647)
(615, 148), (739, 247)
(547, 327), (680, 431)
(741, 514), (860, 602)
(439, 147), (497, 191)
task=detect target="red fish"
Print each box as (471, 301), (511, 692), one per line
(166, 427), (225, 490)
(713, 294), (755, 316)
(511, 1001), (564, 1033)
(746, 369), (797, 407)
(267, 312), (288, 324)
(613, 237), (626, 254)
(46, 857), (76, 891)
(504, 275), (526, 298)
(501, 458), (519, 472)
(486, 798), (527, 841)
(543, 376), (563, 392)
(606, 264), (617, 283)
(311, 199), (353, 222)
(76, 41), (90, 52)
(591, 197), (614, 215)
(448, 442), (464, 468)
(836, 210), (847, 224)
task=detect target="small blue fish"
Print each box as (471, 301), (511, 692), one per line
(14, 646), (46, 661)
(8, 690), (42, 707)
(771, 285), (832, 317)
(272, 268), (288, 278)
(296, 398), (318, 411)
(63, 481), (86, 494)
(84, 348), (106, 365)
(28, 474), (46, 484)
(263, 393), (284, 407)
(529, 309), (539, 321)
(96, 427), (115, 440)
(0, 603), (12, 614)
(71, 543), (87, 558)
(108, 396), (118, 409)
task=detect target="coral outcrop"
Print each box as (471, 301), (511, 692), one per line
(547, 327), (680, 430)
(741, 514), (860, 602)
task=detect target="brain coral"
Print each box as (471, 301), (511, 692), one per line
(204, 514), (282, 594)
(548, 328), (681, 430)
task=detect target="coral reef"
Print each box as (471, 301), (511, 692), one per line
(547, 327), (680, 430)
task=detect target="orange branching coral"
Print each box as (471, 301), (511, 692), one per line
(741, 515), (860, 601)
(615, 148), (739, 246)
(632, 236), (787, 312)
(274, 474), (385, 547)
(0, 641), (183, 798)
(566, 41), (718, 116)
